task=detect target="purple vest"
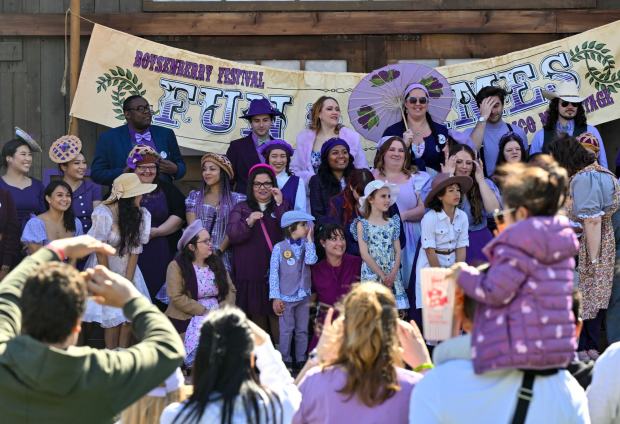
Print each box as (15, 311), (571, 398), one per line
(278, 239), (311, 296)
(280, 175), (300, 208)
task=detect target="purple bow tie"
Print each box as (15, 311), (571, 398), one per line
(135, 132), (152, 144)
(290, 238), (303, 246)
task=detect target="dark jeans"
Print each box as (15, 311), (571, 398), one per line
(579, 309), (606, 352)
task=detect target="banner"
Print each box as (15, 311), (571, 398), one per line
(71, 22), (620, 155)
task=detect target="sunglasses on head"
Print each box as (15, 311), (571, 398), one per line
(560, 100), (581, 108)
(406, 96), (428, 105)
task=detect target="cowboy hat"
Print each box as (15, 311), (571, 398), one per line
(542, 80), (585, 103)
(424, 173), (473, 208)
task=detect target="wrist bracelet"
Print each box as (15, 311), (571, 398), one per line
(413, 362), (434, 373)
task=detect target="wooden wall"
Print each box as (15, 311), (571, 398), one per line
(2, 0), (620, 188)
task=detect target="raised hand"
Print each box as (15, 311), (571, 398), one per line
(48, 235), (115, 260)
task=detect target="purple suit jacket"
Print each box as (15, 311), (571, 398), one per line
(226, 134), (273, 194)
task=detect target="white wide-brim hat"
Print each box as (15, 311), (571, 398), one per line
(103, 173), (157, 204)
(359, 180), (398, 213)
(542, 80), (585, 103)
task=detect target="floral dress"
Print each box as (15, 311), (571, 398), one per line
(184, 264), (220, 366)
(568, 163), (620, 320)
(350, 215), (410, 309)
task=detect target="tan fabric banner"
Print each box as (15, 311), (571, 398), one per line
(71, 22), (620, 154)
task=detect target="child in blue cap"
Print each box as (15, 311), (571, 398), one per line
(269, 210), (317, 371)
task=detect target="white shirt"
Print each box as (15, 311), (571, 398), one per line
(409, 335), (590, 424)
(587, 341), (620, 424)
(160, 342), (301, 424)
(276, 171), (307, 212)
(415, 209), (469, 308)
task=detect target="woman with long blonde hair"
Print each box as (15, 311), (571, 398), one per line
(293, 283), (429, 423)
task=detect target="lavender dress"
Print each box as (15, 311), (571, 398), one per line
(183, 264), (220, 365)
(185, 189), (245, 272)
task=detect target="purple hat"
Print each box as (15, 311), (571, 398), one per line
(177, 220), (205, 251)
(320, 137), (350, 159)
(258, 139), (294, 158)
(404, 83), (430, 98)
(240, 98), (283, 120)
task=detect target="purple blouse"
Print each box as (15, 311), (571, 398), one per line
(0, 177), (45, 231)
(72, 179), (102, 233)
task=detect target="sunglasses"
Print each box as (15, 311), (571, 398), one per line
(560, 100), (581, 108)
(406, 96), (428, 105)
(492, 208), (515, 234)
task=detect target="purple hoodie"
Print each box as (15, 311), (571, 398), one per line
(457, 215), (578, 374)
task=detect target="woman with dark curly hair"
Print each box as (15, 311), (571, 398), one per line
(82, 173), (156, 349)
(493, 131), (528, 174)
(309, 138), (355, 222)
(21, 180), (83, 255)
(443, 143), (501, 265)
(548, 135), (620, 359)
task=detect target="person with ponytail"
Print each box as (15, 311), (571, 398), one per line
(161, 307), (301, 424)
(294, 283), (429, 423)
(21, 180), (83, 255)
(82, 173), (156, 349)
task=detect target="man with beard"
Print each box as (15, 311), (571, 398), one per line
(226, 98), (281, 194)
(466, 86), (528, 176)
(530, 80), (608, 167)
(91, 95), (186, 185)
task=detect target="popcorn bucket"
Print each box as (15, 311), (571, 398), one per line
(421, 267), (456, 341)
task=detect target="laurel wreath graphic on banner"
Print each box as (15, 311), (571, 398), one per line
(569, 41), (620, 93)
(96, 67), (147, 120)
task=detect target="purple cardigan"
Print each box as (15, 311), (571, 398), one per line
(291, 127), (369, 186)
(457, 216), (578, 374)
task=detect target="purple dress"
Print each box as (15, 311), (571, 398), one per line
(72, 179), (102, 233)
(0, 177), (45, 231)
(227, 201), (289, 316)
(139, 189), (172, 298)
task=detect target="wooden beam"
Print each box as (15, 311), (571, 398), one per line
(1, 10), (619, 36)
(143, 0), (596, 13)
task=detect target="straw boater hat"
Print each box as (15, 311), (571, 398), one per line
(200, 152), (234, 179)
(103, 173), (157, 205)
(14, 127), (42, 152)
(49, 135), (82, 164)
(424, 173), (473, 208)
(542, 80), (586, 103)
(358, 180), (399, 213)
(126, 144), (160, 170)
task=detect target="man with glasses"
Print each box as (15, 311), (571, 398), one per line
(465, 86), (528, 176)
(226, 98), (281, 194)
(529, 80), (608, 167)
(91, 95), (186, 186)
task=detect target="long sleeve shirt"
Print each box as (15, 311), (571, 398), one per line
(0, 248), (185, 423)
(269, 239), (317, 302)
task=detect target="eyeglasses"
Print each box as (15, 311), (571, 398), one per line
(253, 182), (273, 189)
(560, 100), (581, 108)
(406, 96), (428, 105)
(195, 238), (212, 245)
(136, 165), (157, 172)
(126, 105), (153, 114)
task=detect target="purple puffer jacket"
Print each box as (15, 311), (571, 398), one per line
(457, 215), (578, 374)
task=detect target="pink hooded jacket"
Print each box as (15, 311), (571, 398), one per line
(457, 215), (578, 374)
(291, 127), (369, 186)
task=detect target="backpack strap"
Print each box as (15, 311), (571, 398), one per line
(510, 371), (536, 424)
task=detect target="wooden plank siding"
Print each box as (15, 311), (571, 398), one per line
(3, 10), (620, 36)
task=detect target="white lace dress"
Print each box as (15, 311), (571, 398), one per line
(82, 204), (152, 328)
